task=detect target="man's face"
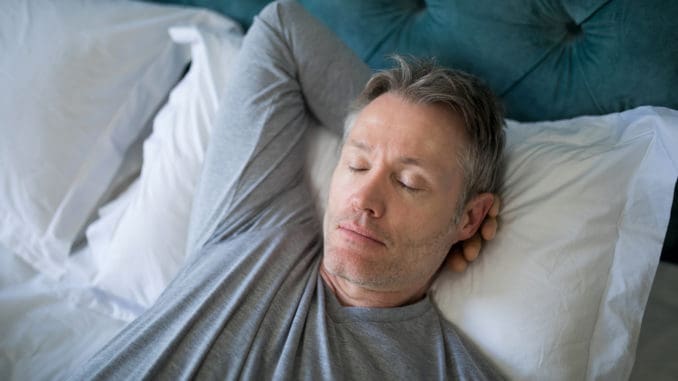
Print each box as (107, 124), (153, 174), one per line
(322, 92), (468, 295)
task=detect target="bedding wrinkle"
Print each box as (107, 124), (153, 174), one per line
(12, 0), (35, 49)
(2, 0), (225, 280)
(81, 22), (240, 307)
(585, 130), (664, 380)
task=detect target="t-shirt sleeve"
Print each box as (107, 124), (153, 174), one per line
(186, 0), (370, 254)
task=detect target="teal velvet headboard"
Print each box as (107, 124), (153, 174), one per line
(149, 0), (678, 261)
(151, 0), (678, 122)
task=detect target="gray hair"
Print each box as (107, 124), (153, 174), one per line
(344, 56), (505, 223)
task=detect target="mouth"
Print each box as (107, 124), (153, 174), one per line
(337, 223), (386, 246)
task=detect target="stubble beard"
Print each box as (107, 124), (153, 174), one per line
(321, 210), (457, 292)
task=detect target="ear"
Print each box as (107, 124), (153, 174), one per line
(456, 193), (494, 241)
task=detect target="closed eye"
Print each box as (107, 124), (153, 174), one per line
(348, 165), (368, 172)
(397, 179), (421, 193)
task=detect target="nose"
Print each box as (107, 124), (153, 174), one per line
(351, 171), (386, 218)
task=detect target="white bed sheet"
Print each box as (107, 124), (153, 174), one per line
(0, 243), (127, 381)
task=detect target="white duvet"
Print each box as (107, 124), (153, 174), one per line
(0, 243), (126, 380)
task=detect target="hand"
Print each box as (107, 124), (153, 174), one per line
(445, 195), (501, 272)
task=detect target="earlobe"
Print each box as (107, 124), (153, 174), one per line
(458, 193), (494, 241)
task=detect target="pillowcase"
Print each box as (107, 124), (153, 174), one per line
(430, 106), (678, 380)
(0, 0), (227, 278)
(85, 23), (243, 311)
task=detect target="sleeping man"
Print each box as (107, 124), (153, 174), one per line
(73, 0), (505, 379)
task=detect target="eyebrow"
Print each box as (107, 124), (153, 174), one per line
(347, 139), (372, 152)
(347, 139), (425, 168)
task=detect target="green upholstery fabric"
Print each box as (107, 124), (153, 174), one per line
(148, 0), (677, 258)
(150, 0), (678, 121)
(307, 0), (678, 122)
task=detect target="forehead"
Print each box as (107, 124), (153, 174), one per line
(347, 92), (467, 170)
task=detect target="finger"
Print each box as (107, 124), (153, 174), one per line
(449, 251), (469, 272)
(480, 217), (497, 241)
(488, 196), (501, 218)
(445, 245), (462, 268)
(462, 234), (482, 262)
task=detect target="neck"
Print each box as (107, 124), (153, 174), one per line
(318, 264), (429, 308)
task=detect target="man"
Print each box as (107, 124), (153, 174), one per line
(73, 1), (505, 379)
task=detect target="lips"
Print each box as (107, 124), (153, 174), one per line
(337, 222), (386, 246)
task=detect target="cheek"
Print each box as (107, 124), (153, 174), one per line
(325, 167), (348, 214)
(394, 202), (456, 242)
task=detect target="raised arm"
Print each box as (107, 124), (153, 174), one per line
(186, 0), (371, 255)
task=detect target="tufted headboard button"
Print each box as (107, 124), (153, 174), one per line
(564, 20), (583, 39)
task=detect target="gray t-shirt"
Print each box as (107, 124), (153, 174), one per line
(74, 187), (501, 380)
(72, 1), (503, 379)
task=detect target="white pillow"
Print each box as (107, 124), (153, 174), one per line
(0, 0), (227, 278)
(85, 23), (243, 310)
(429, 106), (678, 380)
(305, 106), (677, 380)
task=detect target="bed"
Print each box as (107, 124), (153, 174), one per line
(1, 0), (676, 379)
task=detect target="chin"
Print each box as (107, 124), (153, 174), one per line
(324, 246), (369, 279)
(323, 245), (400, 289)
